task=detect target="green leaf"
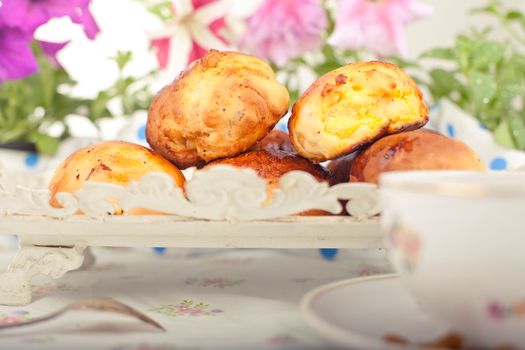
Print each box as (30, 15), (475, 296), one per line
(144, 1), (174, 21)
(428, 69), (463, 100)
(89, 91), (113, 121)
(470, 3), (500, 16)
(113, 51), (133, 71)
(505, 10), (524, 21)
(467, 71), (497, 109)
(506, 114), (525, 149)
(420, 48), (455, 60)
(314, 60), (341, 76)
(34, 133), (60, 155)
(493, 120), (517, 149)
(470, 41), (505, 69)
(455, 35), (476, 70)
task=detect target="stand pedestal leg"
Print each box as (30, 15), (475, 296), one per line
(80, 247), (96, 270)
(0, 243), (86, 306)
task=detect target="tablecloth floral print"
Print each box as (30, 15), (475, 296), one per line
(0, 247), (390, 350)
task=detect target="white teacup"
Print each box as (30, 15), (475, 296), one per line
(380, 171), (525, 348)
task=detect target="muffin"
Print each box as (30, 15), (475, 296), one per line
(253, 130), (295, 153)
(204, 149), (334, 215)
(147, 50), (290, 169)
(49, 141), (185, 214)
(289, 61), (428, 162)
(327, 154), (357, 184)
(350, 130), (486, 184)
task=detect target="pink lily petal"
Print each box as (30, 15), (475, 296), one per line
(151, 37), (171, 69)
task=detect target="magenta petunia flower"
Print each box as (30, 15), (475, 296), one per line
(0, 0), (98, 83)
(329, 0), (432, 57)
(0, 0), (99, 39)
(239, 0), (327, 66)
(0, 27), (38, 83)
(38, 40), (69, 67)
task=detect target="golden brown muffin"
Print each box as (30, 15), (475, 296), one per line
(253, 130), (295, 153)
(350, 130), (486, 184)
(327, 154), (357, 184)
(289, 61), (429, 162)
(204, 149), (334, 215)
(49, 141), (185, 214)
(147, 50), (290, 169)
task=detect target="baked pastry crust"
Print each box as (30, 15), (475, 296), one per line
(350, 130), (486, 184)
(204, 149), (334, 215)
(253, 130), (295, 154)
(327, 154), (357, 184)
(289, 61), (429, 162)
(49, 141), (185, 213)
(147, 50), (290, 169)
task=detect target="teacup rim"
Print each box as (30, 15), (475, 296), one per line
(379, 170), (525, 198)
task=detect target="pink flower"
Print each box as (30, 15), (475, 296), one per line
(0, 0), (98, 83)
(329, 0), (433, 57)
(0, 316), (22, 325)
(0, 0), (99, 39)
(488, 301), (505, 320)
(239, 0), (327, 66)
(0, 27), (37, 83)
(150, 0), (231, 73)
(39, 41), (69, 68)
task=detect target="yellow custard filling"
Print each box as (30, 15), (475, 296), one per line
(320, 69), (421, 139)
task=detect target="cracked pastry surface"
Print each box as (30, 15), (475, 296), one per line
(350, 130), (486, 184)
(289, 61), (429, 162)
(147, 50), (290, 169)
(49, 141), (185, 213)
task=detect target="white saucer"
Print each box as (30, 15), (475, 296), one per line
(300, 274), (452, 350)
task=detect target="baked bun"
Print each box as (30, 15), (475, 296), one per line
(253, 130), (295, 153)
(327, 154), (356, 184)
(147, 50), (290, 169)
(49, 141), (185, 214)
(204, 149), (334, 215)
(350, 130), (486, 184)
(289, 61), (428, 162)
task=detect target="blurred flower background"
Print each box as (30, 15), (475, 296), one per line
(1, 0), (525, 173)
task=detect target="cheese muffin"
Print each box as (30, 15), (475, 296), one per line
(289, 61), (428, 162)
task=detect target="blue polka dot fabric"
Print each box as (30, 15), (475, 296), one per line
(490, 157), (507, 170)
(319, 248), (338, 261)
(24, 152), (39, 168)
(153, 247), (167, 255)
(137, 125), (147, 141)
(446, 123), (456, 138)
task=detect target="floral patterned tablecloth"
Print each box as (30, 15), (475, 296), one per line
(0, 246), (390, 350)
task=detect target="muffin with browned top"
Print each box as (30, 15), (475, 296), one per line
(147, 50), (290, 169)
(49, 141), (185, 214)
(350, 130), (486, 184)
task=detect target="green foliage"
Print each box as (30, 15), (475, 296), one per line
(420, 0), (525, 150)
(0, 47), (154, 154)
(139, 0), (174, 21)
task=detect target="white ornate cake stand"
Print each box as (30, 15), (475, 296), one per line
(0, 166), (381, 306)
